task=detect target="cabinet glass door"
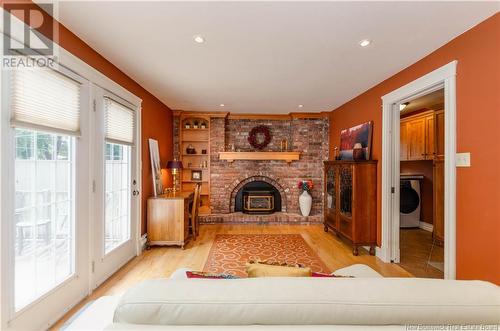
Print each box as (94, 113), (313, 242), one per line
(326, 167), (336, 211)
(339, 166), (353, 217)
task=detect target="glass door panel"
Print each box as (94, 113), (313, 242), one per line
(326, 167), (336, 211)
(14, 129), (75, 311)
(104, 142), (131, 254)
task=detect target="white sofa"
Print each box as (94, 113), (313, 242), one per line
(64, 265), (500, 331)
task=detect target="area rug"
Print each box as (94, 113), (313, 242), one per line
(203, 234), (330, 277)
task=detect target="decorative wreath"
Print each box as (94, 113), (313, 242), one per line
(248, 125), (272, 150)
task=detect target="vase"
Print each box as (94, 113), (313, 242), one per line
(299, 190), (312, 217)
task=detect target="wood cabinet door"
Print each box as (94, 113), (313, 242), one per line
(435, 110), (445, 158)
(400, 121), (409, 161)
(425, 115), (435, 160)
(433, 160), (445, 243)
(408, 118), (426, 160)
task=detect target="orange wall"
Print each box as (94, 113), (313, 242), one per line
(329, 13), (499, 284)
(3, 1), (173, 234)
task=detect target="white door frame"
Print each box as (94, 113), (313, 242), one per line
(380, 61), (457, 280)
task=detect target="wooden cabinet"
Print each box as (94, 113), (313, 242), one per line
(434, 110), (445, 158)
(323, 160), (377, 255)
(433, 159), (444, 243)
(407, 116), (426, 160)
(401, 110), (440, 161)
(400, 121), (409, 161)
(147, 192), (193, 249)
(425, 115), (435, 160)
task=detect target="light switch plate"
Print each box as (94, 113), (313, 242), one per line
(456, 152), (471, 167)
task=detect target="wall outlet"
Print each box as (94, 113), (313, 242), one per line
(456, 152), (471, 167)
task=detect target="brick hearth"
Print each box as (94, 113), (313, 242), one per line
(199, 212), (323, 224)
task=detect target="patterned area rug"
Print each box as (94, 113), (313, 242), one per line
(203, 234), (330, 277)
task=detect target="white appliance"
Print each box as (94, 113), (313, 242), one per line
(400, 175), (423, 228)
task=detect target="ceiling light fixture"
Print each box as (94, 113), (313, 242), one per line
(399, 102), (409, 111)
(193, 35), (205, 44)
(298, 104), (304, 108)
(359, 39), (371, 47)
(219, 104), (225, 107)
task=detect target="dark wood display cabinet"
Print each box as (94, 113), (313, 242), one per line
(323, 160), (377, 256)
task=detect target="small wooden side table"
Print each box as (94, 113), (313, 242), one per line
(147, 191), (193, 249)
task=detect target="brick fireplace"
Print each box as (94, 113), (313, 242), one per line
(173, 113), (329, 222)
(233, 177), (283, 214)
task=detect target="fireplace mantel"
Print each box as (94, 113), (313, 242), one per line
(219, 151), (301, 164)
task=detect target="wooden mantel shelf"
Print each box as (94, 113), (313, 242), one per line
(219, 151), (301, 164)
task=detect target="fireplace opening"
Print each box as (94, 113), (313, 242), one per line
(234, 181), (282, 214)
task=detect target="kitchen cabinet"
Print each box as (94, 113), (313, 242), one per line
(401, 110), (442, 161)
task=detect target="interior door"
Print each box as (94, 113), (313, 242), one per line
(91, 86), (139, 288)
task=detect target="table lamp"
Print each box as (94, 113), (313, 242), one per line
(166, 159), (183, 192)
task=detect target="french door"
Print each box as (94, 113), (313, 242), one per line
(91, 87), (139, 288)
(1, 65), (91, 330)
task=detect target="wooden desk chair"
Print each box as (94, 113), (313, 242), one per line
(190, 183), (201, 240)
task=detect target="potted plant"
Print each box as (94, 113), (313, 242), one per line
(297, 180), (314, 216)
(193, 120), (199, 129)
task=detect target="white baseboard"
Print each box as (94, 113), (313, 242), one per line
(419, 221), (433, 232)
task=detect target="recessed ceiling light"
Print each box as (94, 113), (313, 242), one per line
(298, 104), (304, 108)
(193, 35), (205, 44)
(219, 104), (225, 107)
(359, 39), (371, 47)
(399, 102), (409, 111)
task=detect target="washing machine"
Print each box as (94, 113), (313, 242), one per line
(400, 175), (423, 228)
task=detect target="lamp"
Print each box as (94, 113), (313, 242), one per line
(167, 159), (183, 192)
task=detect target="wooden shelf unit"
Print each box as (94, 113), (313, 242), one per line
(180, 115), (211, 214)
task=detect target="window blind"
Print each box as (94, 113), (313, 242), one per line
(10, 67), (81, 135)
(105, 97), (135, 145)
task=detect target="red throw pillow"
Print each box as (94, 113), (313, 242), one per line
(185, 271), (239, 279)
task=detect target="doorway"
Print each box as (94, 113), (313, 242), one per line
(380, 61), (457, 280)
(399, 89), (444, 278)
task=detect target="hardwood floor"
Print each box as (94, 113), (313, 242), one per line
(399, 228), (444, 279)
(50, 224), (411, 330)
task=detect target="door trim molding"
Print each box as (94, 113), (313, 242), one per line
(380, 61), (457, 280)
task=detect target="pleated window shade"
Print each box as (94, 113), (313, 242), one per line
(10, 67), (81, 135)
(105, 97), (135, 145)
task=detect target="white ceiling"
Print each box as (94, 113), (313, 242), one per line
(56, 1), (498, 114)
